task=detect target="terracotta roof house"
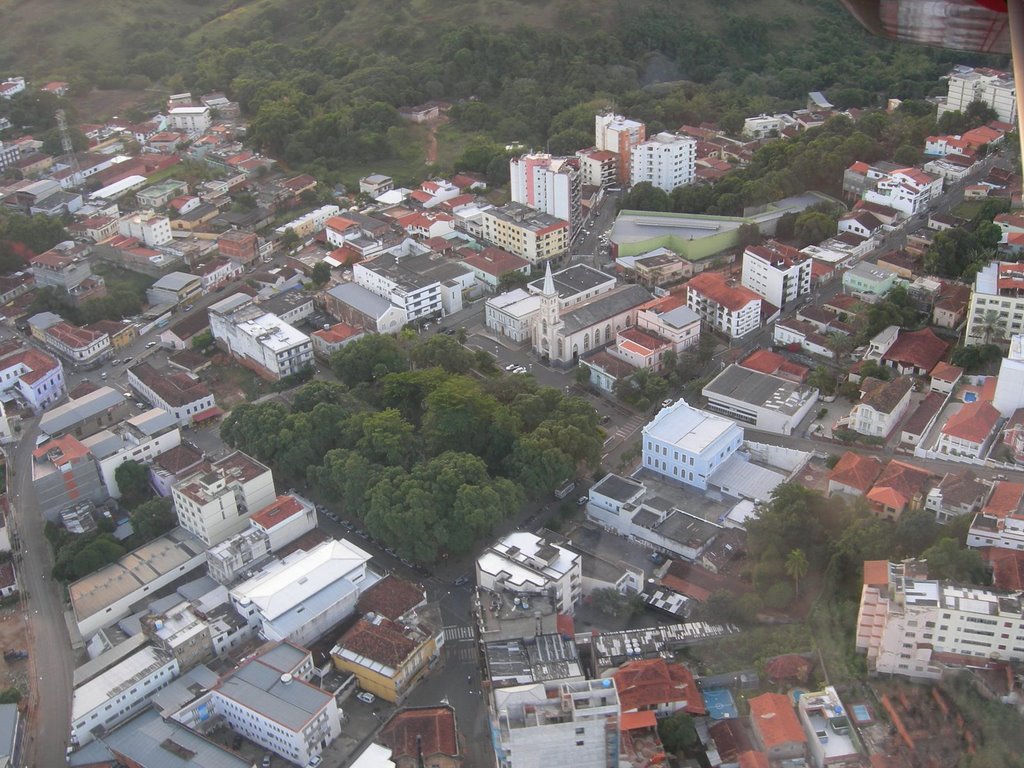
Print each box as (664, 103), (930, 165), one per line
(708, 719), (753, 764)
(748, 692), (807, 761)
(930, 361), (964, 394)
(982, 481), (1024, 518)
(881, 328), (950, 376)
(612, 658), (705, 717)
(867, 460), (935, 520)
(764, 654), (814, 686)
(738, 752), (770, 768)
(739, 349), (808, 382)
(828, 452), (884, 497)
(926, 470), (991, 524)
(380, 705), (461, 768)
(844, 376), (914, 438)
(357, 575), (426, 622)
(936, 401), (1002, 459)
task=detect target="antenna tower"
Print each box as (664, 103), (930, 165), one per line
(55, 109), (83, 195)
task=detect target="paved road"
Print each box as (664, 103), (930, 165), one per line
(9, 418), (74, 768)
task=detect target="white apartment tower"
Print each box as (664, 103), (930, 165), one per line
(966, 262), (1024, 345)
(939, 67), (1016, 124)
(509, 153), (582, 234)
(856, 559), (1024, 680)
(630, 132), (696, 193)
(595, 112), (646, 184)
(741, 242), (813, 309)
(171, 451), (276, 546)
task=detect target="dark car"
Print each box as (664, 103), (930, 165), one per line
(454, 575), (470, 587)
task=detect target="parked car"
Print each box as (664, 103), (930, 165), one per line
(184, 304), (194, 312)
(307, 757), (322, 767)
(504, 363), (517, 372)
(145, 341), (158, 349)
(356, 691), (376, 704)
(512, 366), (527, 374)
(577, 496), (588, 506)
(454, 575), (470, 587)
(661, 398), (674, 408)
(261, 754), (271, 768)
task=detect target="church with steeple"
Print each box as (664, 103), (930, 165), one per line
(528, 263), (652, 367)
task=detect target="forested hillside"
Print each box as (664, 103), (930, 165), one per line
(0, 0), (1007, 182)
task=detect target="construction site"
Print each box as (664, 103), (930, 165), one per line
(862, 682), (974, 768)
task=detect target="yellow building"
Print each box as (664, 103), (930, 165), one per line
(482, 202), (568, 265)
(330, 575), (441, 703)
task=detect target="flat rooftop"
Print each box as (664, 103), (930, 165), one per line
(704, 364), (816, 416)
(69, 527), (206, 625)
(643, 400), (742, 453)
(216, 656), (332, 731)
(72, 645), (173, 720)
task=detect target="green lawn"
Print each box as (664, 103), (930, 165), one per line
(93, 262), (155, 293)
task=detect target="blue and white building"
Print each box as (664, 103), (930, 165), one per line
(642, 400), (744, 491)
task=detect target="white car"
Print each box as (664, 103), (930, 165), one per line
(145, 341), (158, 349)
(355, 691), (375, 704)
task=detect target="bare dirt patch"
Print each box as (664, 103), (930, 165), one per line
(69, 89), (157, 123)
(0, 609), (30, 694)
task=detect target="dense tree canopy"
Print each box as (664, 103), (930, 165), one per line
(222, 334), (603, 561)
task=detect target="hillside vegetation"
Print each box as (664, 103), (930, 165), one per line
(0, 0), (1007, 185)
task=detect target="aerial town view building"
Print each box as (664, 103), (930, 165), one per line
(0, 2), (1023, 768)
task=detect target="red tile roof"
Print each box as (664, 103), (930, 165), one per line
(829, 452), (884, 494)
(764, 654), (813, 684)
(33, 434), (90, 465)
(462, 246), (530, 277)
(942, 401), (1001, 444)
(250, 495), (306, 530)
(153, 443), (204, 474)
(863, 560), (890, 587)
(337, 617), (419, 669)
(983, 548), (1024, 591)
(0, 347), (60, 385)
(380, 706), (459, 761)
(612, 659), (705, 716)
(708, 719), (753, 762)
(748, 693), (806, 749)
(312, 323), (361, 344)
(867, 460), (934, 512)
(739, 349), (808, 382)
(46, 322), (106, 350)
(930, 361), (964, 383)
(686, 271), (761, 312)
(357, 575), (425, 622)
(881, 328), (949, 373)
(983, 481), (1024, 518)
(738, 751), (770, 768)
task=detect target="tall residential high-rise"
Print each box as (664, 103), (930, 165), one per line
(595, 112), (646, 184)
(509, 153), (582, 234)
(629, 132), (697, 193)
(938, 66), (1016, 124)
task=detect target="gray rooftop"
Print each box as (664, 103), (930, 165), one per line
(488, 202), (566, 231)
(704, 364), (816, 416)
(260, 290), (313, 316)
(151, 272), (201, 291)
(658, 304), (701, 329)
(327, 282), (394, 319)
(0, 703), (16, 762)
(528, 263), (612, 299)
(360, 249), (472, 294)
(561, 284), (652, 334)
(257, 641), (308, 674)
(100, 707), (252, 768)
(216, 658), (332, 731)
(40, 386), (125, 435)
(591, 473), (645, 504)
(150, 665), (219, 717)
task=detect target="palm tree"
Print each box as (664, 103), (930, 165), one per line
(784, 548), (809, 598)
